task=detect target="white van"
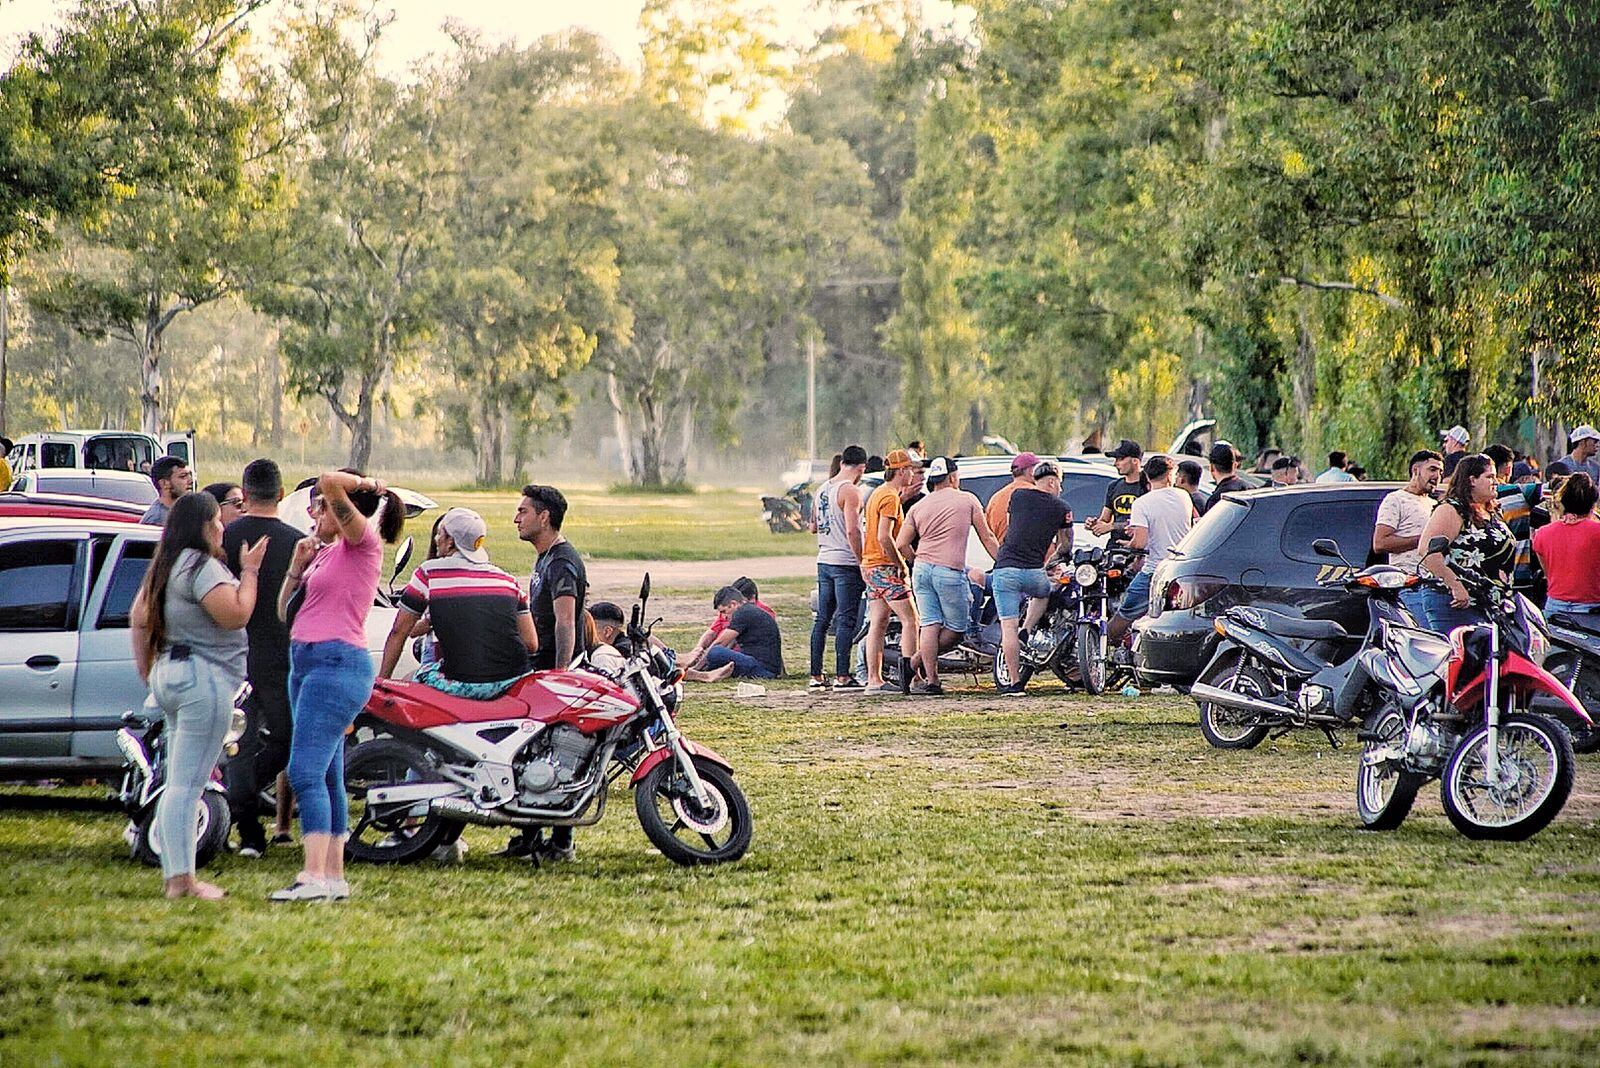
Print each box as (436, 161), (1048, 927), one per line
(6, 429), (196, 482)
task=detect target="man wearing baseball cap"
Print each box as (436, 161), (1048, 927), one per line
(1088, 439), (1148, 539)
(377, 507), (538, 698)
(860, 449), (923, 692)
(1440, 425), (1471, 477)
(985, 451), (1041, 542)
(1560, 425), (1600, 483)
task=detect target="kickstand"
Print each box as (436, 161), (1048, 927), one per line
(1321, 727), (1341, 749)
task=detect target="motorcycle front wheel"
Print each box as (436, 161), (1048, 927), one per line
(1195, 658), (1273, 750)
(133, 790), (230, 869)
(1075, 622), (1106, 695)
(344, 739), (453, 864)
(635, 756), (751, 866)
(992, 648), (1035, 692)
(1441, 712), (1574, 841)
(1355, 706), (1424, 830)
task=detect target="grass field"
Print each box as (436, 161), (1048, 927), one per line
(395, 487), (812, 566)
(4, 587), (1598, 1065)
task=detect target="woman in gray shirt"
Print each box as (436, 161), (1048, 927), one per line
(131, 493), (266, 900)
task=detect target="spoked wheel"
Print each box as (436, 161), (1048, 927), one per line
(992, 648), (1035, 692)
(1355, 706), (1424, 830)
(133, 790), (230, 869)
(344, 739), (453, 864)
(635, 756), (751, 866)
(1441, 712), (1574, 840)
(1075, 622), (1106, 695)
(1196, 659), (1273, 750)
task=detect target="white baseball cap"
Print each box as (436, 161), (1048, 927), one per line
(1441, 425), (1471, 446)
(925, 455), (957, 487)
(439, 507), (490, 563)
(1571, 424), (1600, 444)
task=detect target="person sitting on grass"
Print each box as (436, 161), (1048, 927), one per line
(682, 576), (773, 669)
(684, 586), (783, 681)
(377, 507), (538, 698)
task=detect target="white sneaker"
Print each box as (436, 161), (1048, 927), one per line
(269, 878), (333, 902)
(324, 878), (351, 901)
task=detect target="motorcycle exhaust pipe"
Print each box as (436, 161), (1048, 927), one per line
(1189, 682), (1292, 719)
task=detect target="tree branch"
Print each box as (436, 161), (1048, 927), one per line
(1248, 273), (1407, 310)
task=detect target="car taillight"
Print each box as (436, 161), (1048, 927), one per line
(1163, 575), (1227, 612)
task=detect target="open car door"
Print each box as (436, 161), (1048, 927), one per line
(161, 431), (196, 473)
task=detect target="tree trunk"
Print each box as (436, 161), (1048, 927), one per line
(268, 336), (284, 448)
(139, 293), (164, 436)
(348, 377), (375, 471)
(0, 284), (9, 438)
(477, 393), (505, 486)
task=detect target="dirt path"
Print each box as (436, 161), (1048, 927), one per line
(584, 554), (815, 588)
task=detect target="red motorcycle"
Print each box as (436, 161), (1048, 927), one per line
(1356, 564), (1591, 840)
(344, 576), (751, 866)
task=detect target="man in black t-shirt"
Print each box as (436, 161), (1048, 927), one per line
(991, 463), (1072, 692)
(508, 484), (587, 861)
(221, 459), (305, 857)
(688, 586), (783, 679)
(1205, 441), (1250, 514)
(1089, 439), (1148, 541)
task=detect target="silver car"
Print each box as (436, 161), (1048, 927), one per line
(0, 517), (415, 782)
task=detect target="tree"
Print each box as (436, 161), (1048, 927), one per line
(256, 4), (448, 471)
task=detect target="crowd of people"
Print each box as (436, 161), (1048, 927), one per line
(129, 457), (621, 901)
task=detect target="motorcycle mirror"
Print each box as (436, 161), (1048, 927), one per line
(639, 573), (651, 606)
(392, 535), (414, 580)
(1311, 538), (1342, 559)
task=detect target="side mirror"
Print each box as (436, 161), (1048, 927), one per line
(1311, 539), (1342, 559)
(639, 573), (651, 606)
(392, 536), (414, 582)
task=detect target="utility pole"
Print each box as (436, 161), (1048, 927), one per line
(806, 332), (817, 465)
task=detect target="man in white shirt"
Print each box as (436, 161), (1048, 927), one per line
(1108, 455), (1195, 646)
(1373, 449), (1443, 620)
(1316, 450), (1356, 483)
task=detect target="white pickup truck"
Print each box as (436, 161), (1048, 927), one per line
(7, 429), (196, 483)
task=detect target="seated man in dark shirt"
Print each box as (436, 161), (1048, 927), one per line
(685, 586), (784, 681)
(377, 508), (538, 697)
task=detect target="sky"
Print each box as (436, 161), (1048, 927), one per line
(0, 1), (973, 76)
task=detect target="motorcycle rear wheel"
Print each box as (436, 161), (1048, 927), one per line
(635, 757), (751, 866)
(344, 739), (453, 864)
(1541, 652), (1600, 754)
(133, 790), (230, 869)
(1355, 706), (1423, 831)
(1195, 658), (1273, 750)
(991, 649), (1035, 692)
(1075, 622), (1106, 695)
(1441, 712), (1574, 841)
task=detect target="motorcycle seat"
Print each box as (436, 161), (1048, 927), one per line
(1226, 607), (1348, 641)
(1550, 611), (1600, 638)
(371, 679), (531, 724)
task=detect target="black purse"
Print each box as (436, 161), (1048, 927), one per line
(283, 582), (306, 631)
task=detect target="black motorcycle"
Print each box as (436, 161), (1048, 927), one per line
(990, 567), (1078, 692)
(852, 578), (1002, 688)
(760, 482), (816, 534)
(1534, 609), (1600, 754)
(1069, 544), (1142, 695)
(1189, 539), (1417, 749)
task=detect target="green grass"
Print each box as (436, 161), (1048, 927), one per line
(4, 592), (1598, 1065)
(397, 487), (812, 566)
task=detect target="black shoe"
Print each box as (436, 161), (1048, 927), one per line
(237, 824), (268, 859)
(495, 833), (537, 859)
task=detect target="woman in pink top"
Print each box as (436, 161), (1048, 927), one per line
(270, 469), (403, 903)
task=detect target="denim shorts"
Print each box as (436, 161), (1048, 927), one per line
(991, 567), (1055, 621)
(913, 562), (972, 630)
(1115, 570), (1154, 621)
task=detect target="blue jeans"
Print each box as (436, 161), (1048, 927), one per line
(149, 652), (238, 880)
(1116, 570), (1154, 621)
(704, 645), (776, 679)
(287, 640), (374, 837)
(992, 567), (1054, 620)
(1544, 597), (1600, 618)
(913, 562), (972, 630)
(1398, 587), (1429, 625)
(1419, 587), (1487, 634)
(811, 563), (865, 677)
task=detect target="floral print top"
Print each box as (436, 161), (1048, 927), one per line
(1443, 500), (1516, 587)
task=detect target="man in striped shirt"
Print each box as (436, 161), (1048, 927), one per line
(378, 508), (539, 696)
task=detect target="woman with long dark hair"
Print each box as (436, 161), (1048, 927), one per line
(1417, 453), (1515, 632)
(129, 493), (267, 899)
(1533, 472), (1600, 616)
(270, 469), (403, 902)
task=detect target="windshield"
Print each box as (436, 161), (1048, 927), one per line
(1175, 497), (1249, 558)
(85, 435), (156, 473)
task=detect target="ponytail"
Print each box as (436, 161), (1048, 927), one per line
(336, 467), (405, 544)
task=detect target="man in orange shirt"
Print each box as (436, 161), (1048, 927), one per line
(861, 450), (923, 692)
(984, 452), (1040, 543)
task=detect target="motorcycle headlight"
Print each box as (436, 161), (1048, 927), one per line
(1074, 563), (1099, 586)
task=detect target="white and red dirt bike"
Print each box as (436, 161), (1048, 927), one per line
(344, 576), (751, 866)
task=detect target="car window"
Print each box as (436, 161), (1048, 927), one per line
(40, 474), (155, 505)
(40, 442), (75, 468)
(85, 435), (154, 473)
(1280, 499), (1382, 564)
(1177, 497), (1250, 558)
(97, 540), (155, 628)
(1059, 475), (1111, 521)
(961, 475), (1010, 507)
(0, 539), (80, 630)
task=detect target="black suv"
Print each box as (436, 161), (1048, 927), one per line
(1133, 482), (1400, 688)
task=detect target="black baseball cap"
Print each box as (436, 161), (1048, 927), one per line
(1108, 439), (1143, 461)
